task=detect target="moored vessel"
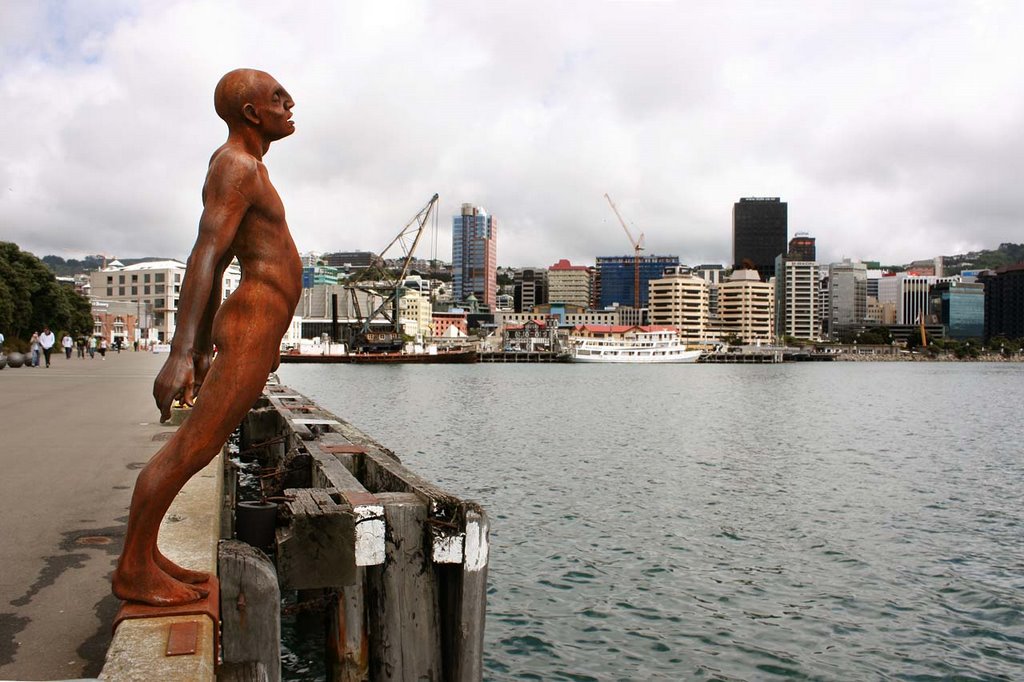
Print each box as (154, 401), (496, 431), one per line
(569, 325), (701, 363)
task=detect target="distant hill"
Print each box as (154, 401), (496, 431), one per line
(941, 242), (1024, 272)
(41, 255), (176, 277)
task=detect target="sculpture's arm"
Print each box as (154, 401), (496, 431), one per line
(153, 152), (255, 421)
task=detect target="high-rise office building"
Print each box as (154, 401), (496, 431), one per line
(930, 281), (985, 340)
(733, 197), (788, 281)
(876, 272), (958, 326)
(452, 203), (498, 309)
(774, 255), (820, 341)
(827, 259), (868, 338)
(596, 255), (679, 308)
(513, 268), (548, 313)
(787, 233), (816, 261)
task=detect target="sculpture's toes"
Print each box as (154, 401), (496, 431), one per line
(112, 567), (204, 607)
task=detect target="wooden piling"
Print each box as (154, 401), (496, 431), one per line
(366, 492), (442, 681)
(219, 539), (281, 682)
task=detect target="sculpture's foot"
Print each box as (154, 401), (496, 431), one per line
(112, 566), (206, 606)
(154, 550), (211, 585)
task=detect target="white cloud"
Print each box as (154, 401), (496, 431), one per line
(2, 0), (1023, 269)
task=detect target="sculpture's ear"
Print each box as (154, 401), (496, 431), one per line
(242, 102), (260, 126)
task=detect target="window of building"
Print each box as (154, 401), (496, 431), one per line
(107, 276), (113, 284)
(144, 274), (151, 283)
(144, 286), (150, 295)
(118, 287), (125, 296)
(107, 287), (113, 296)
(119, 275), (125, 284)
(131, 286), (138, 295)
(131, 275), (138, 283)
(155, 273), (165, 283)
(155, 284), (165, 294)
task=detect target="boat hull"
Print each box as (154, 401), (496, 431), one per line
(570, 350), (702, 364)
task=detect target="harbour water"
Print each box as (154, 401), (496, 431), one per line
(276, 362), (1024, 681)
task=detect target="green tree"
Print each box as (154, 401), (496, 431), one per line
(0, 242), (93, 343)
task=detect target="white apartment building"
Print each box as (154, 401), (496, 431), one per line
(547, 259), (592, 308)
(718, 269), (774, 342)
(399, 289), (433, 339)
(774, 257), (820, 341)
(89, 259), (242, 343)
(647, 266), (710, 345)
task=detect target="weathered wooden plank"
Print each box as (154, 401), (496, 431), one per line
(307, 444), (386, 567)
(366, 492), (442, 681)
(218, 540), (281, 682)
(276, 489), (357, 589)
(363, 451), (465, 565)
(239, 406), (284, 453)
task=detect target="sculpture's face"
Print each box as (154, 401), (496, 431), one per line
(253, 74), (295, 141)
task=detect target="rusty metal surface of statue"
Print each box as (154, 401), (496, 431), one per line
(112, 69), (302, 605)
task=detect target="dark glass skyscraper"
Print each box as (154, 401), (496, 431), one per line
(596, 255), (679, 308)
(733, 197), (788, 281)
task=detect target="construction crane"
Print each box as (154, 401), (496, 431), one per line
(345, 193), (440, 352)
(604, 193), (645, 309)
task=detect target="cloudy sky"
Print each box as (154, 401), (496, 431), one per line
(2, 1), (1023, 269)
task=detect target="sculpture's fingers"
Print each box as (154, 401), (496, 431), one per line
(158, 394), (173, 423)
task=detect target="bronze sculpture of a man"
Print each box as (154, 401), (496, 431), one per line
(113, 69), (303, 605)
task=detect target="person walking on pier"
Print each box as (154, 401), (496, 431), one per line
(62, 332), (73, 359)
(77, 336), (86, 358)
(98, 337), (108, 359)
(39, 327), (55, 367)
(113, 68), (302, 606)
(29, 332), (41, 367)
(88, 336), (97, 359)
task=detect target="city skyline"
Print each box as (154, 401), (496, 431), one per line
(4, 3), (1024, 268)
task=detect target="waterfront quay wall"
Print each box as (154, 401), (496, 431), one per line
(102, 383), (489, 681)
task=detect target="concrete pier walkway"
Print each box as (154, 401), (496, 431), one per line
(0, 350), (169, 680)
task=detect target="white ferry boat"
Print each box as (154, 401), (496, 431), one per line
(569, 325), (702, 363)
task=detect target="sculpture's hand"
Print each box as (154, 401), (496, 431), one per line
(153, 353), (196, 423)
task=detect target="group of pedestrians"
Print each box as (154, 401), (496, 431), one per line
(22, 328), (112, 367)
(27, 327), (57, 368)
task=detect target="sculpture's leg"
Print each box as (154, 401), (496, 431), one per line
(113, 338), (274, 606)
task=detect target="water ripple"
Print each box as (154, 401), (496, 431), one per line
(278, 362), (1024, 681)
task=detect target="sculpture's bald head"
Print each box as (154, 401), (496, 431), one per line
(213, 68), (295, 144)
(214, 68), (267, 125)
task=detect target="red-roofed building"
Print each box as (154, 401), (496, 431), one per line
(548, 259), (592, 309)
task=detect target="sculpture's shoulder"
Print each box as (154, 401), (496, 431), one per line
(207, 145), (261, 188)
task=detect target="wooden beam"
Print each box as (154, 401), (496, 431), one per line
(276, 489), (357, 589)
